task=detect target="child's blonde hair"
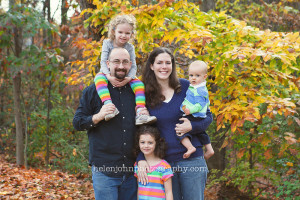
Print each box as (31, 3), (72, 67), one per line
(190, 60), (208, 74)
(108, 14), (136, 41)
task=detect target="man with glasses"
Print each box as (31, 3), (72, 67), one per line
(73, 48), (138, 199)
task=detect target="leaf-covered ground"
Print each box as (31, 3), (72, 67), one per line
(0, 154), (220, 199)
(0, 154), (94, 199)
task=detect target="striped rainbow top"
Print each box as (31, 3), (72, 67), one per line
(134, 160), (173, 200)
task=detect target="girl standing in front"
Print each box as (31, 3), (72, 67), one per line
(134, 125), (173, 200)
(94, 14), (156, 125)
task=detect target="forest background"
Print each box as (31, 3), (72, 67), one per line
(0, 0), (299, 199)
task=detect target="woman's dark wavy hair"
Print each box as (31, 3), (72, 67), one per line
(142, 47), (181, 108)
(134, 125), (166, 159)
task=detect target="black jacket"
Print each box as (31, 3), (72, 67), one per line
(73, 83), (136, 177)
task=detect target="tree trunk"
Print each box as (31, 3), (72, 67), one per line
(77, 0), (101, 40)
(60, 0), (69, 63)
(13, 72), (24, 166)
(11, 0), (25, 165)
(43, 0), (51, 45)
(61, 0), (68, 39)
(200, 0), (215, 12)
(9, 0), (15, 7)
(20, 92), (29, 168)
(0, 83), (3, 125)
(45, 79), (52, 167)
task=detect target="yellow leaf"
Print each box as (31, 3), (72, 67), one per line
(143, 18), (149, 25)
(219, 11), (227, 17)
(213, 100), (221, 106)
(174, 2), (181, 11)
(221, 139), (228, 149)
(79, 63), (85, 70)
(231, 121), (237, 132)
(185, 22), (192, 29)
(225, 113), (232, 120)
(263, 54), (272, 62)
(261, 136), (271, 146)
(286, 32), (299, 42)
(253, 109), (261, 119)
(151, 18), (157, 27)
(217, 124), (222, 131)
(157, 19), (164, 27)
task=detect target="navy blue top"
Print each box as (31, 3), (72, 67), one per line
(146, 79), (212, 162)
(73, 83), (136, 177)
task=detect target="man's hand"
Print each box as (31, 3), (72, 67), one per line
(92, 103), (116, 124)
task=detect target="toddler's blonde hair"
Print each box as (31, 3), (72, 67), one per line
(190, 60), (208, 74)
(108, 14), (136, 42)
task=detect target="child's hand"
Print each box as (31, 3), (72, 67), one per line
(107, 74), (122, 87)
(115, 77), (132, 87)
(182, 106), (190, 115)
(137, 107), (150, 116)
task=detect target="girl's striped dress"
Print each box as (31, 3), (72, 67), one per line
(134, 160), (173, 200)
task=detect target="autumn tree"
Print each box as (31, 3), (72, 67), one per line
(0, 2), (61, 166)
(68, 0), (299, 198)
(216, 0), (300, 32)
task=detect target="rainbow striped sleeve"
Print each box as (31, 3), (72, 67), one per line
(94, 72), (111, 103)
(129, 78), (146, 109)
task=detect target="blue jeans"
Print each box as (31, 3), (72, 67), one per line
(169, 156), (208, 200)
(91, 166), (137, 200)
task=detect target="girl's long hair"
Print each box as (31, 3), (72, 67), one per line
(142, 47), (181, 108)
(134, 125), (166, 159)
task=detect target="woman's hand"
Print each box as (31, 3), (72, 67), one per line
(175, 118), (192, 136)
(137, 160), (149, 185)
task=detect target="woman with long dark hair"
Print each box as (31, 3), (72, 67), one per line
(137, 47), (212, 200)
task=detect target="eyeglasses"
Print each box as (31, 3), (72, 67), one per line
(110, 59), (130, 66)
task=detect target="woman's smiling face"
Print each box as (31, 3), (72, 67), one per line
(150, 52), (173, 81)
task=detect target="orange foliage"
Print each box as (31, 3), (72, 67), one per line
(0, 155), (93, 199)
